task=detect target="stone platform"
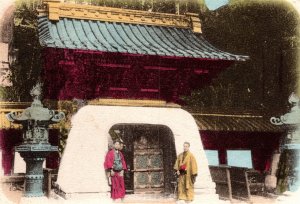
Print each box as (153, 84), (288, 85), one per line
(55, 105), (221, 203)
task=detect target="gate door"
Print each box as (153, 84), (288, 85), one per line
(133, 135), (164, 194)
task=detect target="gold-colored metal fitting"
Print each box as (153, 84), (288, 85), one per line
(88, 98), (181, 108)
(39, 0), (202, 33)
(186, 13), (202, 33)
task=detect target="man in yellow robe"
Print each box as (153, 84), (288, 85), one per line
(174, 142), (198, 202)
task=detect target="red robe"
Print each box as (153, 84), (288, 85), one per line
(104, 149), (127, 199)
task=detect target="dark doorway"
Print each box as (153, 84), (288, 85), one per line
(109, 124), (177, 195)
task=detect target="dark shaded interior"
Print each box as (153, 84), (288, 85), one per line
(109, 124), (177, 194)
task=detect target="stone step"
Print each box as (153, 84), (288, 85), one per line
(115, 195), (176, 203)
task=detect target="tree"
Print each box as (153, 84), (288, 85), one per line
(6, 0), (43, 101)
(182, 1), (300, 115)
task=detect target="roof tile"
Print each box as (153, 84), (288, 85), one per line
(193, 114), (284, 132)
(38, 16), (249, 61)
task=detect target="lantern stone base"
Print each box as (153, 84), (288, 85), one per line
(16, 144), (58, 197)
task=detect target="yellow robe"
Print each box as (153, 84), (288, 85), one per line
(174, 151), (198, 201)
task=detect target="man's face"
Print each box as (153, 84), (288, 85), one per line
(183, 143), (190, 152)
(119, 143), (124, 151)
(114, 142), (120, 150)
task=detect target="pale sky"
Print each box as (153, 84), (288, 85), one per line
(205, 0), (229, 10)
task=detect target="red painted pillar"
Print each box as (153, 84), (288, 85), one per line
(219, 148), (227, 165)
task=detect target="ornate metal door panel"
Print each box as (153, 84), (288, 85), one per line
(133, 136), (164, 193)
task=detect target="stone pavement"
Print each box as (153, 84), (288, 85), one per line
(0, 185), (282, 204)
(4, 182), (300, 204)
(231, 196), (275, 204)
(1, 182), (19, 204)
(275, 190), (300, 204)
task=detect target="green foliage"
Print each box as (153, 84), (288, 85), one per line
(183, 1), (300, 114)
(70, 0), (203, 14)
(0, 87), (11, 100)
(7, 1), (43, 101)
(276, 149), (300, 193)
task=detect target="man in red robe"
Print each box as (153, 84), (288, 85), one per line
(104, 140), (127, 200)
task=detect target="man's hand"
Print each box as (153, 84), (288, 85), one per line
(120, 170), (124, 177)
(108, 177), (112, 186)
(191, 174), (197, 184)
(111, 170), (115, 176)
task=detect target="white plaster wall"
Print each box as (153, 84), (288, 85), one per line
(13, 152), (26, 174)
(56, 105), (215, 195)
(13, 152), (45, 174)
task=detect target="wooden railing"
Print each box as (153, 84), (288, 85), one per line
(209, 165), (232, 201)
(43, 168), (58, 197)
(209, 165), (266, 202)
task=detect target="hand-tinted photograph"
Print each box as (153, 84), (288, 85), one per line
(0, 0), (300, 203)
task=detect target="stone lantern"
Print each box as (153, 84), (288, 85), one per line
(270, 93), (300, 192)
(6, 83), (65, 197)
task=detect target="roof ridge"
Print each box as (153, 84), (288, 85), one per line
(38, 1), (200, 31)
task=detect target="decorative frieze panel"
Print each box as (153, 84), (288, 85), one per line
(40, 0), (202, 33)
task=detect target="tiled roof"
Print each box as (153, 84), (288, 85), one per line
(38, 15), (249, 61)
(192, 114), (284, 132)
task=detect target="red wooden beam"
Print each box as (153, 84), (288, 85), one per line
(144, 66), (177, 71)
(194, 69), (209, 74)
(109, 87), (129, 91)
(97, 64), (131, 69)
(140, 89), (159, 93)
